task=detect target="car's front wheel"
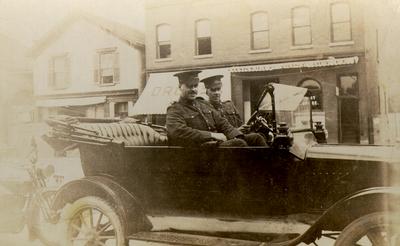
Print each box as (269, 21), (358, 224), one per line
(61, 196), (127, 246)
(335, 212), (400, 246)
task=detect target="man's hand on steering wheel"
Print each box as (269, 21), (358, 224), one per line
(238, 124), (251, 134)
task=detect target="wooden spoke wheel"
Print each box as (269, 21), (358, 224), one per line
(335, 212), (400, 246)
(63, 196), (126, 246)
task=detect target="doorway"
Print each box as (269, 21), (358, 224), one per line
(242, 79), (279, 121)
(250, 80), (269, 112)
(338, 74), (360, 143)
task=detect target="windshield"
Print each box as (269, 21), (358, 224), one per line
(258, 83), (312, 131)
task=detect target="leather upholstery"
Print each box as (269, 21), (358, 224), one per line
(79, 122), (168, 146)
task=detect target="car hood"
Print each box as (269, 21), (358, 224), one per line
(305, 144), (400, 163)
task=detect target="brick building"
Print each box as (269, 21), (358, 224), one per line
(144, 0), (372, 144)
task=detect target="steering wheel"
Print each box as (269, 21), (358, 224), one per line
(248, 112), (274, 145)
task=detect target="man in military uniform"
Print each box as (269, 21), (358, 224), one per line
(201, 75), (267, 146)
(166, 71), (248, 147)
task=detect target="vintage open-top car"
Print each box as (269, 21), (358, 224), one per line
(43, 83), (400, 246)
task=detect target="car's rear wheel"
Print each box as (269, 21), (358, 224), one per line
(61, 196), (127, 246)
(335, 212), (400, 246)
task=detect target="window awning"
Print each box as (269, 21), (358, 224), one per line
(131, 72), (180, 115)
(229, 56), (359, 73)
(36, 96), (106, 107)
(132, 68), (232, 115)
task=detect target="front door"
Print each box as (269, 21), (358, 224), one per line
(338, 74), (360, 143)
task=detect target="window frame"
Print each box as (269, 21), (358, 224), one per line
(337, 73), (359, 98)
(330, 2), (352, 43)
(195, 19), (212, 56)
(250, 11), (270, 50)
(114, 101), (129, 118)
(156, 23), (171, 59)
(95, 47), (119, 86)
(291, 6), (312, 46)
(49, 53), (70, 90)
(298, 78), (323, 111)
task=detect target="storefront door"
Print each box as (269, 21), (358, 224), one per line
(242, 79), (279, 121)
(338, 74), (360, 143)
(339, 97), (360, 143)
(250, 80), (269, 112)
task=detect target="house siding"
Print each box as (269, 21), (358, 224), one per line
(34, 19), (143, 96)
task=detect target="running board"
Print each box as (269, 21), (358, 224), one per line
(129, 231), (265, 246)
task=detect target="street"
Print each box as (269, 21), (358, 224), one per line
(0, 219), (335, 246)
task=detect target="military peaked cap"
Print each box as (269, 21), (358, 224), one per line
(200, 75), (223, 88)
(174, 70), (202, 84)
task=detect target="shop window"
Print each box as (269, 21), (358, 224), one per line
(115, 102), (128, 118)
(299, 79), (322, 110)
(94, 48), (119, 85)
(58, 107), (87, 117)
(48, 54), (70, 89)
(95, 105), (105, 118)
(251, 12), (270, 50)
(292, 6), (312, 46)
(156, 24), (171, 59)
(330, 2), (352, 42)
(338, 75), (358, 96)
(195, 19), (212, 55)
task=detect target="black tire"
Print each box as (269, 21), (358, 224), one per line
(335, 212), (400, 246)
(61, 196), (126, 246)
(29, 190), (59, 246)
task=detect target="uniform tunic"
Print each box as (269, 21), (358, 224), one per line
(166, 98), (242, 146)
(212, 101), (243, 128)
(211, 100), (267, 146)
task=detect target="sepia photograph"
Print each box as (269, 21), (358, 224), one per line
(0, 0), (400, 245)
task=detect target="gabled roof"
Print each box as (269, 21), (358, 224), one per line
(27, 11), (145, 57)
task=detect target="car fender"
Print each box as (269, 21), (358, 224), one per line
(52, 175), (152, 235)
(316, 186), (400, 230)
(286, 186), (400, 245)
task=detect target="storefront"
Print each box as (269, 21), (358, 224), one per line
(36, 91), (138, 120)
(135, 56), (366, 143)
(229, 56), (366, 144)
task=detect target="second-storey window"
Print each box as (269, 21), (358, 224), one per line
(330, 2), (352, 42)
(94, 48), (119, 85)
(195, 19), (212, 55)
(292, 6), (312, 46)
(251, 12), (269, 50)
(156, 24), (171, 59)
(48, 54), (70, 90)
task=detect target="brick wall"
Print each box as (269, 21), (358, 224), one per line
(146, 0), (365, 72)
(145, 0), (373, 144)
